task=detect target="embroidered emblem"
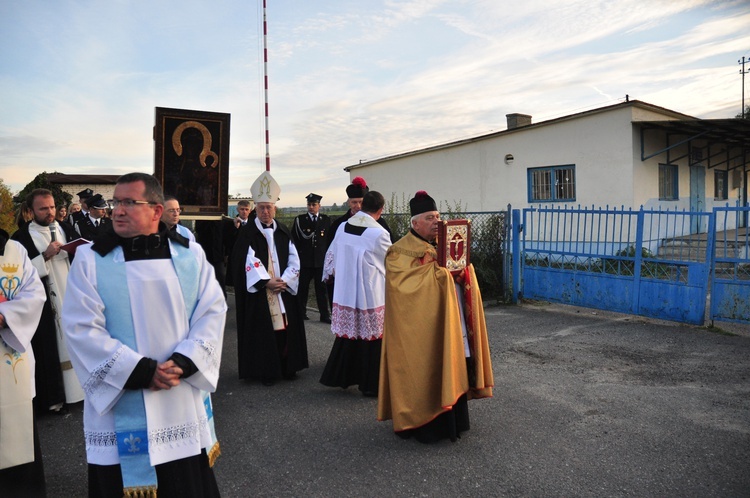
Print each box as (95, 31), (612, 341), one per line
(0, 270), (21, 300)
(124, 433), (143, 453)
(2, 341), (24, 384)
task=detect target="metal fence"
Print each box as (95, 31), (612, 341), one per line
(276, 210), (511, 300)
(381, 211), (510, 300)
(710, 206), (750, 323)
(514, 203), (750, 325)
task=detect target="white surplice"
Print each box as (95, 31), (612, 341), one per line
(243, 218), (301, 315)
(62, 241), (227, 466)
(0, 240), (46, 469)
(27, 221), (84, 404)
(323, 211), (391, 340)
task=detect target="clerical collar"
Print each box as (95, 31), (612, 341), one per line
(92, 222), (187, 258)
(410, 228), (437, 247)
(121, 232), (169, 261)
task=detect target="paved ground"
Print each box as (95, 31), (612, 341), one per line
(39, 297), (750, 497)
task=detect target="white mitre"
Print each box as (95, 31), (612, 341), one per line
(250, 171), (281, 203)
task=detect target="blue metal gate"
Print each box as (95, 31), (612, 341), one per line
(518, 205), (713, 325)
(709, 206), (750, 323)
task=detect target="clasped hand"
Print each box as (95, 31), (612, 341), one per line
(266, 277), (287, 294)
(150, 360), (183, 391)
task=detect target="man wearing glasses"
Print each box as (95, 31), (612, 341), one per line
(161, 195), (195, 242)
(230, 171), (308, 386)
(63, 172), (227, 497)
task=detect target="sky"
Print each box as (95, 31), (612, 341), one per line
(1, 0), (749, 208)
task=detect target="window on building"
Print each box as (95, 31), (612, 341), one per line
(528, 165), (576, 202)
(658, 163), (678, 200)
(714, 170), (728, 200)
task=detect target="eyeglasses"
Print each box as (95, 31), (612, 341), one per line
(166, 208), (182, 214)
(110, 199), (156, 209)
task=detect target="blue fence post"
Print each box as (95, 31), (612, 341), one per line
(706, 209), (717, 324)
(512, 209), (522, 304)
(632, 207), (645, 315)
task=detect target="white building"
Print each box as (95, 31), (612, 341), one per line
(344, 100), (750, 223)
(48, 173), (119, 204)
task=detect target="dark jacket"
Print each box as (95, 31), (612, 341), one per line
(292, 212), (331, 268)
(74, 214), (111, 241)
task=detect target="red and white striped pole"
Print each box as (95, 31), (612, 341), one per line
(263, 0), (271, 171)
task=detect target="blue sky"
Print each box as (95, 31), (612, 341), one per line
(1, 0), (748, 207)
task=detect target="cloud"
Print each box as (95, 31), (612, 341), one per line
(1, 0), (747, 206)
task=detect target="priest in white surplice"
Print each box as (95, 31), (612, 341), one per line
(320, 191), (391, 397)
(0, 226), (48, 496)
(62, 173), (227, 497)
(12, 188), (85, 412)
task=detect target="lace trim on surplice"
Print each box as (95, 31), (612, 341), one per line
(193, 339), (220, 373)
(331, 303), (385, 340)
(82, 345), (125, 396)
(86, 415), (210, 450)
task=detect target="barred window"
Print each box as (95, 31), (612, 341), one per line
(528, 165), (575, 202)
(659, 163), (678, 200)
(714, 170), (728, 200)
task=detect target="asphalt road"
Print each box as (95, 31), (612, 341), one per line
(39, 296), (750, 497)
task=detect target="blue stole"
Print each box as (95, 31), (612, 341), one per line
(96, 241), (199, 496)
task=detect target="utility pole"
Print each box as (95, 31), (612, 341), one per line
(263, 0), (271, 171)
(740, 56), (749, 119)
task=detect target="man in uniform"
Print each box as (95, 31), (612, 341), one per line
(74, 193), (110, 240)
(62, 172), (226, 496)
(292, 193), (331, 323)
(69, 188), (92, 227)
(320, 191), (391, 396)
(378, 190), (494, 443)
(230, 171), (308, 385)
(12, 188), (84, 414)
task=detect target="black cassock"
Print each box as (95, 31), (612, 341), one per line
(230, 219), (308, 382)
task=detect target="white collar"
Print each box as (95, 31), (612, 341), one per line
(347, 211), (381, 229)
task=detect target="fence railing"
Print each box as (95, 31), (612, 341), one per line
(276, 210), (510, 300)
(382, 211), (509, 300)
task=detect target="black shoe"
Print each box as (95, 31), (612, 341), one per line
(362, 390), (378, 398)
(261, 378), (275, 386)
(283, 372), (298, 381)
(303, 315), (310, 320)
(320, 317), (331, 324)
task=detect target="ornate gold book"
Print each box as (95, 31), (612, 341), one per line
(437, 219), (470, 275)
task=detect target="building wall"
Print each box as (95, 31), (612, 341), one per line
(351, 105), (642, 212)
(349, 103), (743, 215)
(60, 184), (116, 206)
